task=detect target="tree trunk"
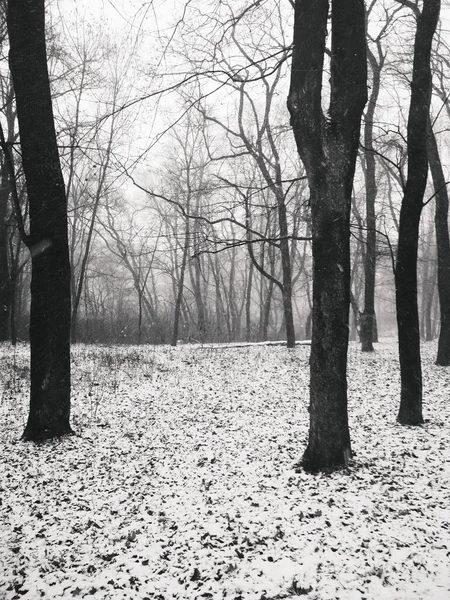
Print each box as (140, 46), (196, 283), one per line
(260, 278), (274, 341)
(276, 190), (296, 347)
(7, 0), (72, 440)
(349, 290), (361, 343)
(419, 215), (435, 341)
(395, 0), (440, 425)
(171, 220), (189, 346)
(9, 236), (22, 346)
(423, 262), (436, 342)
(0, 162), (11, 341)
(280, 240), (295, 347)
(427, 117), (450, 364)
(0, 84), (15, 342)
(288, 0), (367, 472)
(360, 45), (382, 352)
(245, 258), (253, 342)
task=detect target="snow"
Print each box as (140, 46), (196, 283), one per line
(0, 340), (449, 599)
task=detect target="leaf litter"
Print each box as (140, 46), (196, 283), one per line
(0, 340), (449, 599)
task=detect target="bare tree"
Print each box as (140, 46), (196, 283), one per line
(0, 82), (14, 341)
(427, 115), (450, 364)
(359, 2), (401, 351)
(395, 0), (440, 425)
(288, 0), (367, 471)
(7, 0), (72, 440)
(99, 200), (161, 343)
(0, 11), (15, 342)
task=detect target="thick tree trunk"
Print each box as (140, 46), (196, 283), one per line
(7, 0), (72, 440)
(288, 0), (367, 471)
(308, 175), (353, 470)
(396, 206), (423, 423)
(427, 118), (450, 364)
(395, 0), (440, 425)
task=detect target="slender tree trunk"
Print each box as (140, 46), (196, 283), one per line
(0, 85), (15, 342)
(288, 0), (367, 471)
(192, 257), (206, 341)
(9, 236), (22, 346)
(280, 242), (295, 347)
(171, 220), (189, 346)
(71, 199), (99, 343)
(276, 192), (296, 347)
(245, 259), (253, 342)
(7, 0), (72, 440)
(423, 262), (436, 342)
(260, 279), (274, 341)
(427, 117), (450, 364)
(211, 253), (227, 341)
(0, 163), (11, 341)
(137, 291), (143, 344)
(395, 0), (440, 425)
(419, 215), (435, 341)
(360, 46), (382, 352)
(349, 290), (361, 342)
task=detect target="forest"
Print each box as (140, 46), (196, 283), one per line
(1, 0), (450, 598)
(0, 0), (448, 348)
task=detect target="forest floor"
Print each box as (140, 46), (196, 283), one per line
(0, 340), (449, 600)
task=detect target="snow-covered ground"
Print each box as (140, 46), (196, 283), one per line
(0, 340), (449, 599)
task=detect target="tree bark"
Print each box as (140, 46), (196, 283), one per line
(360, 44), (382, 352)
(245, 258), (253, 342)
(172, 217), (190, 346)
(422, 260), (436, 342)
(7, 0), (72, 440)
(395, 0), (440, 425)
(279, 225), (296, 347)
(288, 0), (367, 471)
(427, 117), (450, 364)
(0, 160), (11, 341)
(0, 84), (15, 342)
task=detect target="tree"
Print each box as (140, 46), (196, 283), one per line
(427, 116), (450, 364)
(98, 197), (162, 343)
(395, 0), (440, 425)
(7, 0), (72, 440)
(288, 0), (367, 471)
(178, 2), (301, 348)
(424, 28), (450, 362)
(359, 2), (395, 351)
(418, 208), (437, 341)
(0, 106), (12, 341)
(0, 11), (14, 342)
